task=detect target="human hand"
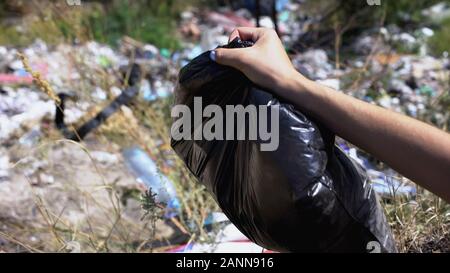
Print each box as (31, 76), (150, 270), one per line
(212, 27), (307, 96)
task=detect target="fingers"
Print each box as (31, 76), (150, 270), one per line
(214, 27), (270, 69)
(213, 47), (248, 69)
(228, 29), (240, 43)
(228, 27), (265, 43)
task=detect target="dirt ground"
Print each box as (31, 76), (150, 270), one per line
(0, 135), (175, 252)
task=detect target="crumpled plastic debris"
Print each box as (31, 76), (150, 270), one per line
(0, 155), (10, 182)
(292, 49), (334, 80)
(18, 126), (42, 147)
(206, 11), (255, 32)
(167, 212), (271, 253)
(0, 88), (54, 141)
(422, 2), (450, 23)
(90, 151), (119, 166)
(368, 169), (417, 199)
(122, 147), (180, 219)
(338, 142), (417, 199)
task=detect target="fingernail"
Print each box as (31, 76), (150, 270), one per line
(209, 50), (216, 62)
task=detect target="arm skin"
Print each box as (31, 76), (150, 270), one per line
(213, 27), (450, 203)
(285, 75), (450, 203)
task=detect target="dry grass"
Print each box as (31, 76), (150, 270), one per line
(1, 45), (217, 253)
(383, 191), (450, 252)
(0, 113), (217, 252)
(17, 52), (61, 105)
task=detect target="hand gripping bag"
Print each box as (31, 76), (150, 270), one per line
(171, 39), (397, 252)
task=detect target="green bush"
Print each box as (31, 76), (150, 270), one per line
(383, 0), (443, 25)
(428, 17), (450, 56)
(0, 0), (206, 49)
(83, 0), (194, 50)
(304, 0), (444, 36)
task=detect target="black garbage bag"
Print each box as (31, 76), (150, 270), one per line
(171, 39), (397, 252)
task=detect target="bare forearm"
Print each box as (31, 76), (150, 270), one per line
(214, 27), (450, 202)
(283, 73), (450, 202)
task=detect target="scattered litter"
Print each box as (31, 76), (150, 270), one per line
(339, 142), (417, 200)
(0, 92), (54, 141)
(92, 87), (107, 101)
(123, 147), (180, 218)
(201, 27), (229, 51)
(0, 74), (33, 84)
(90, 151), (119, 165)
(292, 49), (333, 80)
(317, 78), (340, 90)
(368, 169), (417, 199)
(38, 173), (55, 185)
(259, 16), (275, 29)
(422, 2), (450, 23)
(19, 126), (42, 147)
(206, 11), (255, 32)
(0, 155), (10, 182)
(167, 213), (269, 253)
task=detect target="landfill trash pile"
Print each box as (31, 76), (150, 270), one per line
(0, 1), (449, 253)
(0, 38), (196, 252)
(176, 7), (449, 201)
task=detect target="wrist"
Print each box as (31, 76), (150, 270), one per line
(277, 71), (312, 100)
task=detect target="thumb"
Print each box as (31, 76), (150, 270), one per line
(211, 48), (246, 69)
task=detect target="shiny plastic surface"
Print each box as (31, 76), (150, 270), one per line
(171, 39), (397, 252)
